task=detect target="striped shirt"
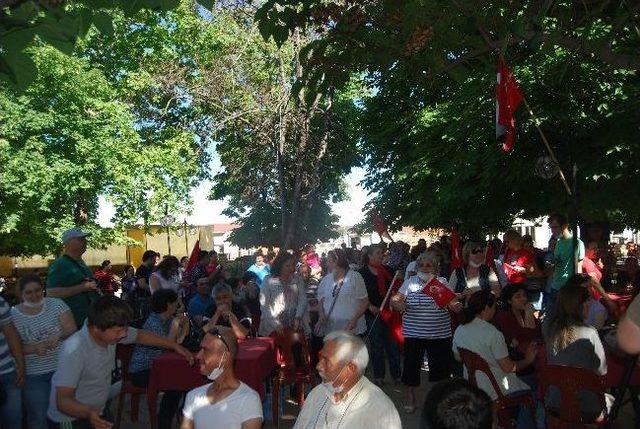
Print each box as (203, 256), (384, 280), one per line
(0, 296), (15, 375)
(11, 297), (70, 375)
(398, 275), (452, 339)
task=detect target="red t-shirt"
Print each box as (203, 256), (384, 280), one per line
(503, 248), (533, 284)
(582, 257), (602, 282)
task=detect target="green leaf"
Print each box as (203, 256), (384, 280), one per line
(4, 51), (37, 91)
(93, 12), (114, 37)
(0, 28), (36, 54)
(196, 0), (214, 10)
(160, 0), (181, 10)
(272, 25), (289, 47)
(78, 8), (94, 38)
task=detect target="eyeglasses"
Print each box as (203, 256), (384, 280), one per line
(471, 248), (484, 255)
(207, 327), (230, 352)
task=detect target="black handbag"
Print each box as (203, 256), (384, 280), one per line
(181, 316), (204, 352)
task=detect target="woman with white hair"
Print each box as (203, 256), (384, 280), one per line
(293, 331), (401, 429)
(391, 251), (459, 413)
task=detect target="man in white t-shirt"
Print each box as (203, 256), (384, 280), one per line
(181, 327), (262, 429)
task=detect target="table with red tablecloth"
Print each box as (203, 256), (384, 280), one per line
(146, 337), (276, 428)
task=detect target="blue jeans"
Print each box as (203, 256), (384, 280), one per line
(506, 390), (537, 429)
(0, 370), (22, 428)
(365, 314), (401, 380)
(24, 371), (54, 429)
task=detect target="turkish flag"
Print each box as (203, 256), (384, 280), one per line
(450, 228), (462, 272)
(496, 59), (524, 152)
(373, 215), (387, 235)
(372, 214), (393, 242)
(421, 276), (456, 308)
(184, 239), (201, 278)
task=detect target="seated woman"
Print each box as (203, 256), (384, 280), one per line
(128, 289), (190, 429)
(203, 284), (251, 340)
(492, 283), (542, 366)
(453, 290), (537, 429)
(544, 279), (610, 422)
(567, 273), (611, 330)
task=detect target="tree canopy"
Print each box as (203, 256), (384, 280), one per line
(0, 44), (207, 256)
(256, 0), (640, 235)
(81, 2), (363, 250)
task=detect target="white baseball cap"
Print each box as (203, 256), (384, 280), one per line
(61, 228), (92, 245)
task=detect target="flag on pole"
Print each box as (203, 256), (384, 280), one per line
(185, 239), (201, 277)
(450, 228), (462, 272)
(496, 58), (524, 152)
(372, 214), (394, 242)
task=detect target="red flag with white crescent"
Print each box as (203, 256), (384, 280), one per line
(421, 277), (456, 308)
(496, 59), (524, 152)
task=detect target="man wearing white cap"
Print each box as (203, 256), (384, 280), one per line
(46, 228), (99, 327)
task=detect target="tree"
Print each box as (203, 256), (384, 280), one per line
(0, 0), (197, 90)
(0, 45), (207, 256)
(82, 1), (361, 250)
(256, 0), (640, 235)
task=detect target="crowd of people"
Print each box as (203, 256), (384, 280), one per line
(1, 214), (640, 428)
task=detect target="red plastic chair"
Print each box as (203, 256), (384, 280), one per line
(115, 344), (150, 429)
(271, 328), (315, 429)
(458, 347), (536, 429)
(538, 364), (608, 428)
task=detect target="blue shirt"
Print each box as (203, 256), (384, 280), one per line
(248, 264), (271, 287)
(129, 313), (172, 374)
(187, 294), (214, 318)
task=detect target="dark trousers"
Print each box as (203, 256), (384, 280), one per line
(402, 337), (452, 386)
(366, 313), (401, 380)
(130, 370), (182, 429)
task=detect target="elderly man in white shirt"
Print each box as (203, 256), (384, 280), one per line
(294, 331), (402, 429)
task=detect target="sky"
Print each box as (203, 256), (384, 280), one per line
(97, 167), (370, 228)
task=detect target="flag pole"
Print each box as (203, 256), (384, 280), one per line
(496, 49), (573, 197)
(520, 97), (573, 197)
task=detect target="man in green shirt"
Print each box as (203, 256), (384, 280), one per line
(549, 214), (585, 291)
(546, 214), (584, 318)
(46, 228), (99, 327)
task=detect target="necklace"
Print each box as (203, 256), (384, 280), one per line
(312, 382), (364, 429)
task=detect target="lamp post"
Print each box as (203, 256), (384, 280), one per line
(160, 205), (176, 256)
(175, 219), (198, 256)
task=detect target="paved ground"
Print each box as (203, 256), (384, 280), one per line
(115, 367), (635, 429)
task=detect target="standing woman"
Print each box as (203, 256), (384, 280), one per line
(11, 273), (76, 429)
(315, 249), (370, 337)
(150, 256), (181, 294)
(359, 244), (402, 386)
(391, 251), (457, 413)
(448, 241), (500, 298)
(259, 252), (308, 336)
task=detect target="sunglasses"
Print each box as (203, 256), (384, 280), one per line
(471, 248), (484, 255)
(207, 327), (230, 352)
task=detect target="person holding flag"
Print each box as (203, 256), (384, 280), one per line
(391, 250), (459, 414)
(359, 244), (402, 387)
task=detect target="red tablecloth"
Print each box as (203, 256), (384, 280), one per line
(607, 293), (633, 316)
(147, 337), (276, 427)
